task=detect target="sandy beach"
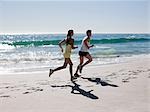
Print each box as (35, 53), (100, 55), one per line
(1, 0), (149, 111)
(0, 55), (150, 112)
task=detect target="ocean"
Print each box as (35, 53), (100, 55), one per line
(0, 34), (150, 74)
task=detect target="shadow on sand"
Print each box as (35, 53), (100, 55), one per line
(51, 81), (99, 100)
(81, 77), (119, 87)
(51, 77), (118, 100)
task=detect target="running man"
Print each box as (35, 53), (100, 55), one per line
(74, 30), (94, 77)
(49, 30), (78, 81)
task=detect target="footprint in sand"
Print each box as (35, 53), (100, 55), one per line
(122, 77), (131, 83)
(5, 86), (15, 89)
(0, 95), (11, 98)
(23, 87), (43, 95)
(122, 79), (130, 83)
(122, 75), (138, 83)
(3, 84), (28, 92)
(27, 87), (43, 91)
(34, 88), (43, 92)
(0, 83), (11, 85)
(131, 76), (137, 79)
(105, 73), (118, 79)
(23, 91), (32, 94)
(106, 73), (116, 77)
(10, 89), (21, 92)
(121, 73), (127, 76)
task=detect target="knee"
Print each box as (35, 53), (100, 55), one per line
(63, 65), (67, 68)
(70, 63), (73, 66)
(80, 62), (83, 65)
(89, 58), (92, 62)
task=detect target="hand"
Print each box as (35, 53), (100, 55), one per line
(90, 45), (94, 47)
(73, 46), (78, 49)
(75, 46), (78, 49)
(61, 48), (63, 52)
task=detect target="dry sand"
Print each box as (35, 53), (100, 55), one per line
(0, 56), (150, 112)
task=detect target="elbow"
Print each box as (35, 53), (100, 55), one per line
(58, 43), (61, 46)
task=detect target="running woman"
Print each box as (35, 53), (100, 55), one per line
(49, 30), (78, 81)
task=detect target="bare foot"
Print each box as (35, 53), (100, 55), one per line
(74, 73), (81, 78)
(79, 65), (83, 73)
(49, 69), (53, 77)
(71, 76), (77, 82)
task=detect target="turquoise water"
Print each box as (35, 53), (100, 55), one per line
(0, 34), (150, 74)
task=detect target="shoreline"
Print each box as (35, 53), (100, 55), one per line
(0, 53), (150, 75)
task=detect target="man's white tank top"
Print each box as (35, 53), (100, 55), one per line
(80, 36), (89, 52)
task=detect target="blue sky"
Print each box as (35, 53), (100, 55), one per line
(0, 0), (149, 34)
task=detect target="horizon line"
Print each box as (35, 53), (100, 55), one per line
(0, 32), (150, 35)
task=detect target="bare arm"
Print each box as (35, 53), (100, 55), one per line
(72, 46), (78, 49)
(84, 38), (94, 49)
(89, 44), (94, 48)
(58, 39), (66, 52)
(71, 39), (78, 49)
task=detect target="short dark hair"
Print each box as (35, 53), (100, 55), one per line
(86, 30), (92, 34)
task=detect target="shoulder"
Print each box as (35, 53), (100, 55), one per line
(83, 36), (89, 41)
(84, 36), (88, 39)
(68, 38), (74, 42)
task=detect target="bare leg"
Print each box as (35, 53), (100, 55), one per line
(49, 59), (67, 77)
(67, 58), (74, 81)
(75, 56), (84, 77)
(80, 54), (92, 73)
(53, 64), (67, 72)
